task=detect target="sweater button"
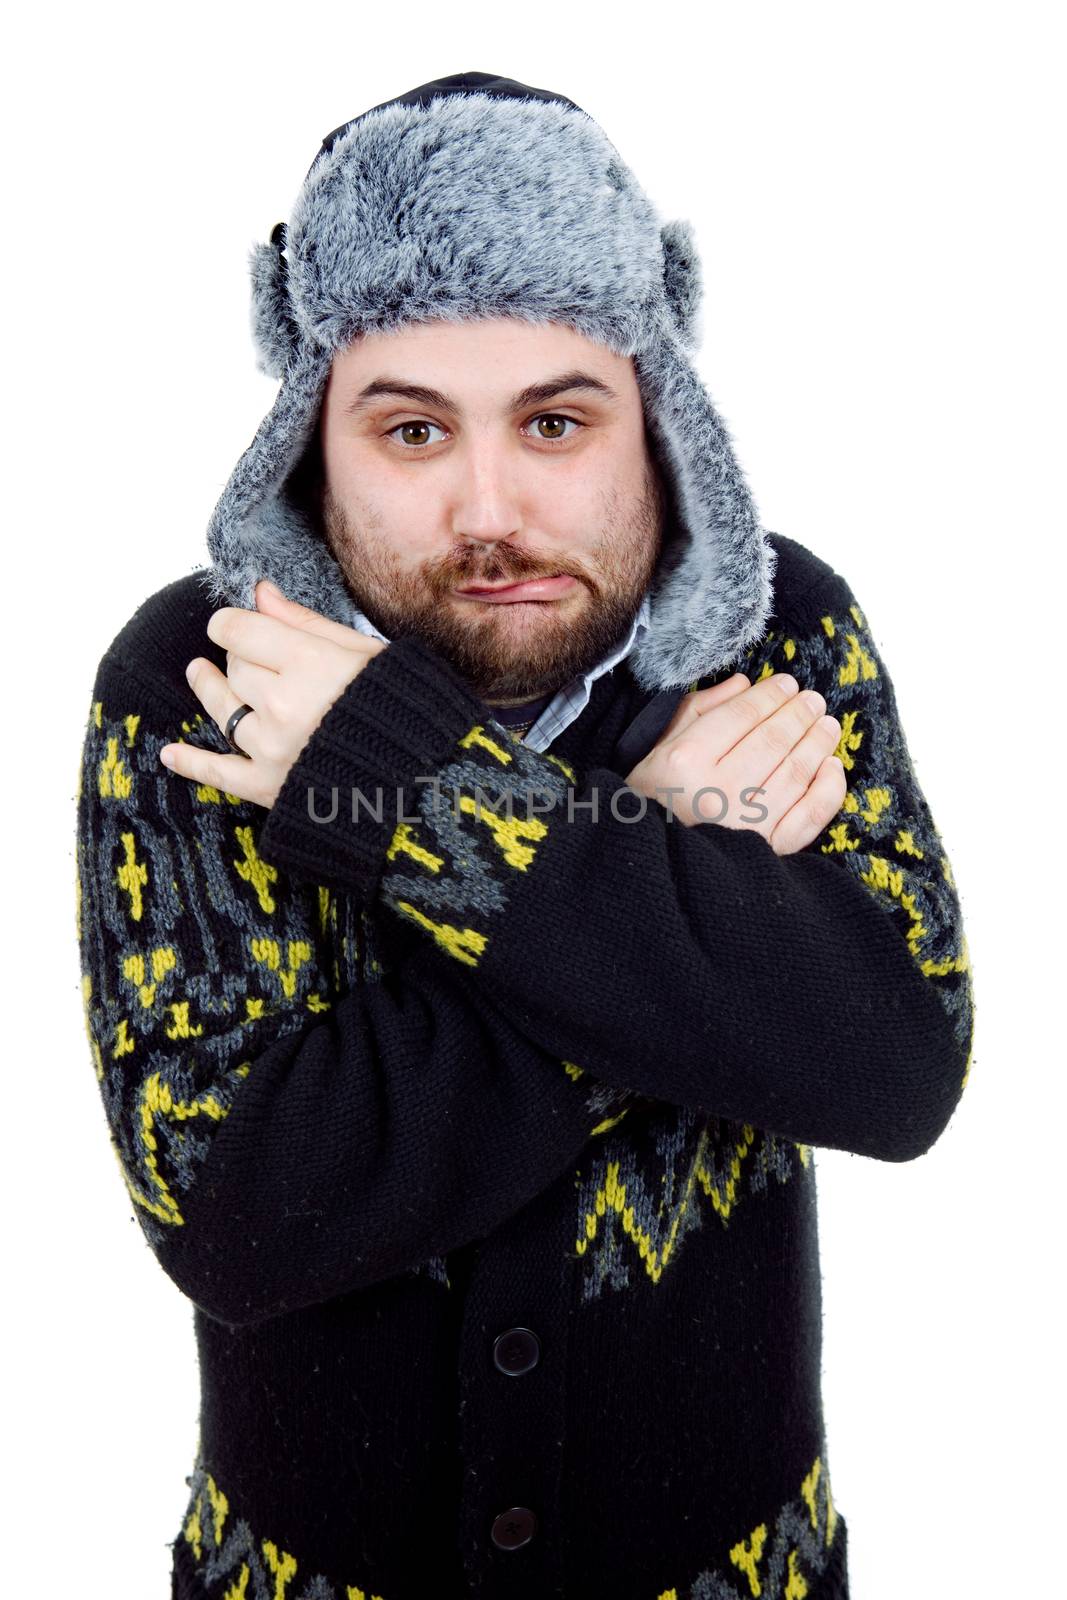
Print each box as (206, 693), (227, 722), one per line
(490, 1505), (538, 1549)
(492, 1326), (541, 1376)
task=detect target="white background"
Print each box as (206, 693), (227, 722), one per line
(5, 2), (1062, 1594)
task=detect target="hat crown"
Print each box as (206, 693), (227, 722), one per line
(252, 88), (686, 369)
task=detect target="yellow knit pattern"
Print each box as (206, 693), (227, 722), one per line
(572, 1101), (812, 1301)
(177, 1447), (840, 1600)
(76, 687), (626, 1257)
(376, 591), (974, 1083)
(75, 693), (368, 1253)
(738, 597), (974, 1075)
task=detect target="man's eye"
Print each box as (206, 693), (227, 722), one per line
(526, 414), (581, 445)
(386, 420), (447, 448)
(384, 415), (582, 450)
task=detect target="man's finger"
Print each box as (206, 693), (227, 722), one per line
(657, 673), (751, 745)
(186, 656), (253, 739)
(158, 736), (257, 800)
(254, 578), (371, 650)
(207, 585), (381, 666)
(206, 607), (304, 669)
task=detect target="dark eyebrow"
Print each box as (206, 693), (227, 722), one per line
(343, 369), (621, 417)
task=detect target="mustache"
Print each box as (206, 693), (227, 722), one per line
(434, 547), (585, 589)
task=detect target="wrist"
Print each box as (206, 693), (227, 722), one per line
(259, 635), (489, 900)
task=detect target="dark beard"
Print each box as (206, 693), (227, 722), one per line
(286, 432), (666, 703)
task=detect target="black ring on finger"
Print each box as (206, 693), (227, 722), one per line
(224, 703), (255, 758)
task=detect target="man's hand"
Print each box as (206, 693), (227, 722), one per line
(626, 671), (846, 854)
(158, 579), (387, 808)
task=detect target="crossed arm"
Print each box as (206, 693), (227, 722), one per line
(80, 569), (972, 1324)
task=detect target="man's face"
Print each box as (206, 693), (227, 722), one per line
(314, 315), (666, 705)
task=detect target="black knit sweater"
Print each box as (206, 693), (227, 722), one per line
(75, 530), (974, 1599)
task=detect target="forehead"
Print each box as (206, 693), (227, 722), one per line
(327, 315), (635, 402)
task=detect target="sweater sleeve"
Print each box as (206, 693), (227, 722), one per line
(75, 651), (634, 1329)
(259, 576), (975, 1165)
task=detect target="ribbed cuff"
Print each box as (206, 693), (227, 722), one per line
(259, 635), (490, 901)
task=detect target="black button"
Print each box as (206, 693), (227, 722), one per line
(490, 1506), (538, 1550)
(492, 1326), (541, 1376)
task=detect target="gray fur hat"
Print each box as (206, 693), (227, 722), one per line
(202, 70), (776, 692)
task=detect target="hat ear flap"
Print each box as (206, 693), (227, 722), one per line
(249, 224), (301, 380)
(660, 219), (704, 351)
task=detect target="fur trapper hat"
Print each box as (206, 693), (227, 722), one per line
(202, 69), (776, 691)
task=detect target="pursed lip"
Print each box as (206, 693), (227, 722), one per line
(455, 574), (578, 602)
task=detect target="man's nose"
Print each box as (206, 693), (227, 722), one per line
(450, 438), (525, 545)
